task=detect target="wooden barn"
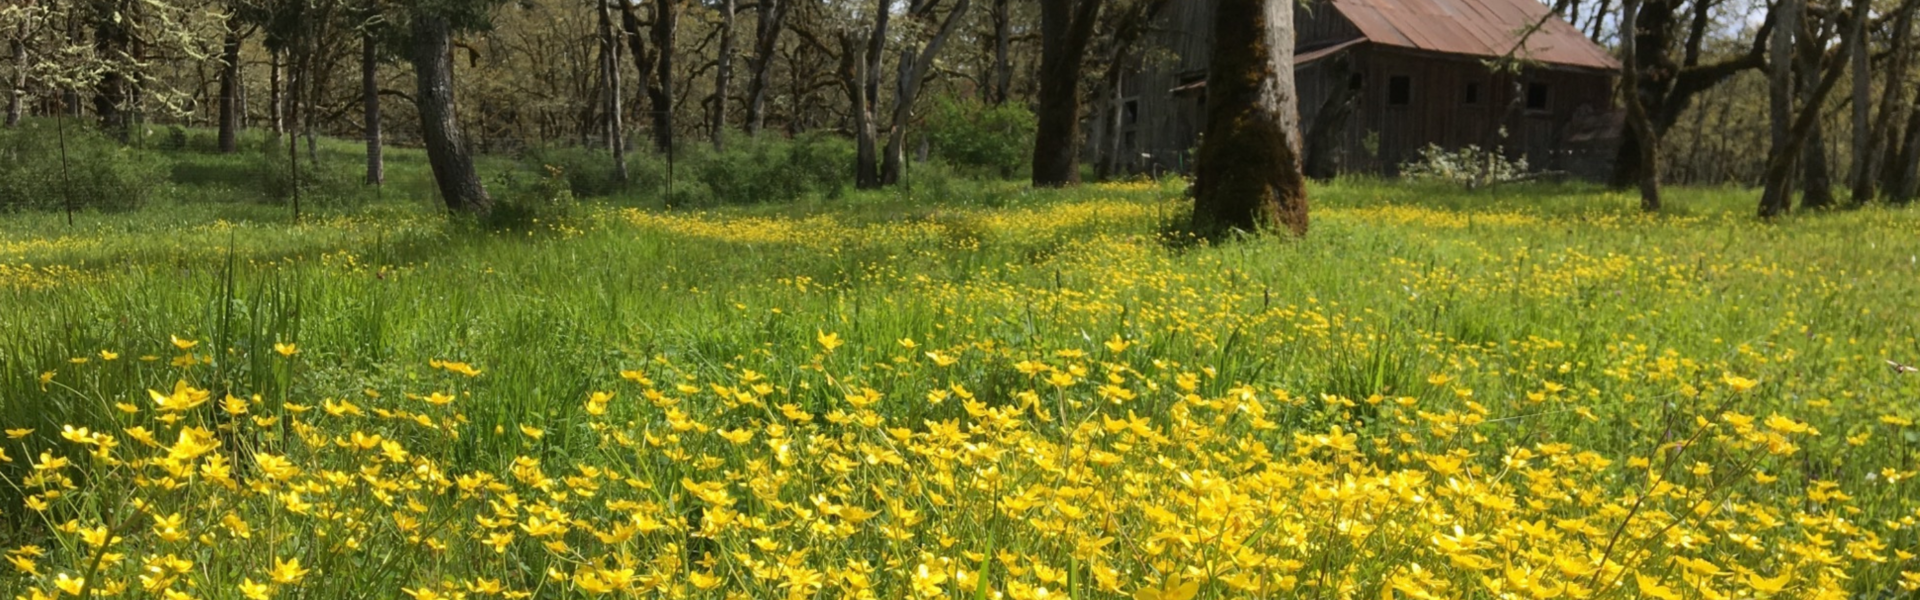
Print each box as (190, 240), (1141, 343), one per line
(1100, 0), (1622, 178)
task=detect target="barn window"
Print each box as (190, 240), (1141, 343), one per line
(1526, 82), (1550, 110)
(1463, 82), (1481, 105)
(1387, 75), (1411, 106)
(1124, 99), (1140, 126)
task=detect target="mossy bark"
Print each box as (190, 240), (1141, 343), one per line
(1191, 0), (1309, 238)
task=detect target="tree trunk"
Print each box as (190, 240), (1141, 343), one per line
(1759, 0), (1801, 216)
(847, 0), (892, 189)
(270, 50), (284, 135)
(619, 0), (654, 129)
(363, 26), (384, 185)
(1191, 0), (1308, 237)
(712, 0), (735, 151)
(1867, 0), (1917, 201)
(1303, 54), (1358, 180)
(8, 27), (27, 128)
(648, 0), (679, 155)
(1846, 0), (1870, 203)
(1609, 0), (1773, 188)
(599, 0), (630, 182)
(1759, 2), (1856, 217)
(409, 14), (491, 214)
(1795, 13), (1834, 210)
(1031, 0), (1106, 187)
(1892, 100), (1920, 203)
(744, 0), (787, 136)
(842, 27), (884, 189)
(217, 23), (243, 153)
(882, 0), (973, 186)
(91, 3), (135, 138)
(988, 0), (1012, 105)
(1621, 0), (1661, 211)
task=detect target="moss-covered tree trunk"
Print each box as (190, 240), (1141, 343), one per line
(1190, 0), (1308, 238)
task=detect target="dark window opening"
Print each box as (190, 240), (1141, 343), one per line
(1348, 72), (1365, 90)
(1387, 75), (1411, 106)
(1463, 82), (1481, 105)
(1123, 99), (1139, 126)
(1526, 82), (1549, 110)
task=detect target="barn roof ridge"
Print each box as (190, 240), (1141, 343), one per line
(1324, 0), (1620, 71)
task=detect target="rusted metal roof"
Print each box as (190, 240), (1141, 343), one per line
(1327, 0), (1620, 71)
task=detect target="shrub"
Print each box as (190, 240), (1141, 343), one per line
(693, 132), (853, 206)
(1398, 144), (1532, 189)
(251, 135), (367, 209)
(0, 119), (161, 212)
(482, 162), (580, 230)
(519, 144), (636, 198)
(925, 96), (1035, 178)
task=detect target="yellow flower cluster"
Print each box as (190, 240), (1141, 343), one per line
(3, 329), (1915, 600)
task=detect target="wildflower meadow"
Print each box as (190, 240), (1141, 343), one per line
(2, 174), (1918, 600)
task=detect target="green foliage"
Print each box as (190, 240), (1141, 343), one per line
(0, 119), (161, 212)
(925, 96), (1036, 178)
(483, 162), (580, 230)
(250, 135), (370, 209)
(693, 132), (854, 206)
(518, 144), (636, 198)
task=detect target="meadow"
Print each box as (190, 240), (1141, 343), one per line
(2, 139), (1919, 600)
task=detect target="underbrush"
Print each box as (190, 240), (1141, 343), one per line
(0, 119), (162, 212)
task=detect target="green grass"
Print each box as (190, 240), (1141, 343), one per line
(3, 138), (1920, 598)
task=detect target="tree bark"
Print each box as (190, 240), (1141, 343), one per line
(1892, 99), (1920, 203)
(743, 0), (787, 136)
(409, 14), (491, 214)
(882, 0), (972, 186)
(1191, 0), (1308, 237)
(846, 0), (892, 189)
(1759, 8), (1855, 217)
(1795, 14), (1834, 211)
(648, 0), (680, 155)
(217, 21), (243, 153)
(1031, 0), (1106, 187)
(712, 0), (735, 150)
(1621, 0), (1661, 211)
(1846, 0), (1870, 203)
(599, 0), (629, 182)
(270, 49), (284, 135)
(1867, 0), (1917, 201)
(91, 0), (135, 138)
(9, 18), (29, 128)
(363, 23), (384, 184)
(987, 0), (1011, 105)
(1759, 0), (1800, 216)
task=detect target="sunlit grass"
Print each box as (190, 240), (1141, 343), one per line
(2, 171), (1918, 599)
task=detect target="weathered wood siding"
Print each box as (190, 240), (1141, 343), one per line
(1116, 0), (1619, 178)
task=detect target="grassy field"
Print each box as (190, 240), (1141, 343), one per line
(2, 144), (1919, 599)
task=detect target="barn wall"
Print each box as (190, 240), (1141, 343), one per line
(1345, 49), (1616, 175)
(1116, 0), (1620, 179)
